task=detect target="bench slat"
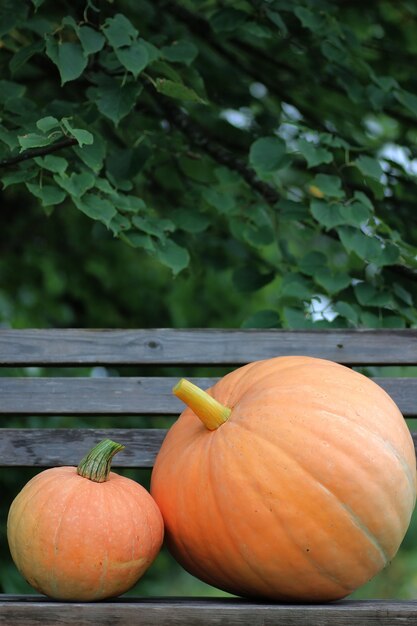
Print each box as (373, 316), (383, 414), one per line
(1, 428), (417, 468)
(1, 328), (417, 365)
(0, 377), (213, 415)
(0, 428), (166, 467)
(0, 596), (416, 625)
(0, 376), (416, 415)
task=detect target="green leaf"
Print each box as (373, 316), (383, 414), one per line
(154, 79), (206, 103)
(179, 156), (215, 183)
(103, 14), (138, 49)
(115, 42), (149, 77)
(238, 22), (272, 39)
(61, 119), (93, 147)
(338, 226), (381, 262)
(139, 38), (160, 63)
(282, 307), (313, 330)
(116, 196), (146, 213)
(9, 40), (44, 75)
(0, 80), (25, 102)
(354, 282), (393, 308)
(315, 269), (351, 295)
(1, 167), (37, 188)
(243, 220), (275, 247)
(355, 155), (383, 180)
(34, 155), (68, 175)
(210, 9), (247, 33)
(77, 25), (105, 56)
(54, 172), (96, 198)
(171, 209), (211, 234)
(202, 188), (235, 214)
(132, 215), (175, 238)
(108, 212), (131, 235)
(298, 139), (333, 168)
(280, 274), (313, 300)
(162, 41), (198, 65)
(299, 251), (327, 276)
(353, 191), (373, 211)
(311, 174), (344, 199)
(294, 7), (325, 32)
(249, 136), (287, 173)
(106, 145), (149, 188)
(265, 9), (287, 36)
(0, 0), (28, 37)
(26, 182), (66, 206)
(94, 177), (118, 197)
(154, 239), (190, 275)
(394, 89), (417, 117)
(380, 315), (406, 329)
(311, 199), (370, 229)
(311, 200), (345, 229)
(348, 201), (372, 225)
(73, 136), (106, 173)
(46, 40), (88, 85)
(121, 231), (154, 251)
(89, 78), (142, 125)
(376, 242), (400, 267)
(18, 133), (51, 150)
(36, 116), (60, 133)
(241, 310), (281, 329)
(393, 283), (413, 306)
(233, 266), (275, 292)
(73, 192), (117, 227)
(0, 125), (20, 150)
(334, 301), (359, 325)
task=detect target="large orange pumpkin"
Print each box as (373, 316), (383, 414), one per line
(8, 439), (164, 601)
(151, 356), (417, 601)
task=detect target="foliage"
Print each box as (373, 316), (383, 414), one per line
(1, 0), (417, 328)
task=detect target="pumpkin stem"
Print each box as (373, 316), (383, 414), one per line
(173, 379), (231, 430)
(77, 439), (125, 483)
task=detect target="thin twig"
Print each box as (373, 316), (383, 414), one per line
(0, 137), (77, 168)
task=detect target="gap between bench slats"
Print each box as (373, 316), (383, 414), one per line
(0, 596), (416, 626)
(1, 429), (417, 467)
(1, 329), (417, 365)
(0, 377), (416, 415)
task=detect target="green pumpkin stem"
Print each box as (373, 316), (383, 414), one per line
(173, 378), (231, 430)
(77, 439), (125, 483)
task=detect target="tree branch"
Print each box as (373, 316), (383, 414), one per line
(148, 88), (280, 205)
(0, 137), (77, 168)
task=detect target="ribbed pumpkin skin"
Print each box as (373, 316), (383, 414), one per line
(151, 356), (417, 601)
(7, 468), (164, 601)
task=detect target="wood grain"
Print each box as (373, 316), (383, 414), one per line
(1, 428), (416, 468)
(0, 596), (416, 625)
(1, 328), (417, 365)
(0, 428), (166, 467)
(0, 376), (416, 415)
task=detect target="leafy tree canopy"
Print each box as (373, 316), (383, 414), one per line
(1, 0), (417, 328)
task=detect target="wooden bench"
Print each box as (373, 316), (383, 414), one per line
(1, 328), (417, 625)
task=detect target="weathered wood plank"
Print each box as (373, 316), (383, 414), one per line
(1, 428), (416, 468)
(0, 597), (416, 626)
(2, 329), (417, 365)
(0, 376), (416, 415)
(0, 429), (166, 467)
(0, 377), (213, 415)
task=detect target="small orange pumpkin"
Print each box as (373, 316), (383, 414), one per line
(8, 439), (164, 601)
(151, 356), (417, 601)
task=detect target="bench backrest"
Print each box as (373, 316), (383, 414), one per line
(1, 328), (417, 470)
